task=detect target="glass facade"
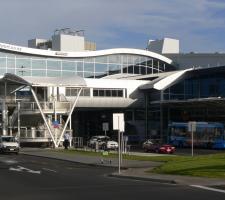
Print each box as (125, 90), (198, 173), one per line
(164, 73), (225, 100)
(0, 51), (176, 78)
(146, 70), (225, 142)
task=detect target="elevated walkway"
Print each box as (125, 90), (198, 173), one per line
(0, 73), (87, 148)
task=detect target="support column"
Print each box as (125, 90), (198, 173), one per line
(2, 81), (8, 135)
(145, 93), (148, 139)
(30, 87), (57, 148)
(160, 90), (164, 143)
(17, 102), (20, 139)
(2, 101), (7, 136)
(56, 88), (82, 147)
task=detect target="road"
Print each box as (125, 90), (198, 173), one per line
(0, 154), (224, 200)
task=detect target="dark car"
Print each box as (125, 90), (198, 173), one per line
(142, 139), (175, 154)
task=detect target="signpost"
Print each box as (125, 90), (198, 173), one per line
(188, 121), (196, 157)
(102, 122), (109, 136)
(113, 113), (125, 174)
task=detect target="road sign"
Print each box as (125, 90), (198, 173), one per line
(102, 122), (109, 131)
(188, 121), (196, 132)
(188, 121), (196, 157)
(113, 113), (125, 132)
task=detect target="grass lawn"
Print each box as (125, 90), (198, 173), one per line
(151, 153), (225, 179)
(51, 149), (225, 179)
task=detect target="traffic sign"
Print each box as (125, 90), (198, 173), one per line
(113, 113), (125, 132)
(102, 122), (109, 131)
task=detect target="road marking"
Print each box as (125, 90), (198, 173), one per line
(42, 168), (57, 173)
(0, 158), (18, 165)
(191, 185), (225, 194)
(2, 160), (18, 164)
(9, 165), (41, 174)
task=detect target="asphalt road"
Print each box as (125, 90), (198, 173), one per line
(0, 154), (224, 200)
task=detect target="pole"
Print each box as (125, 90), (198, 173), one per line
(118, 130), (121, 174)
(17, 102), (20, 139)
(121, 132), (123, 164)
(191, 128), (194, 157)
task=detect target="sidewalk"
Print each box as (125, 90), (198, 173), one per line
(20, 148), (225, 187)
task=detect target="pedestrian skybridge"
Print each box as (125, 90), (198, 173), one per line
(0, 73), (87, 147)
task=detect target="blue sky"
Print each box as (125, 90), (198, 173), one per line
(0, 0), (225, 52)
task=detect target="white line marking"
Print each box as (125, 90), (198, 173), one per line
(9, 166), (41, 174)
(191, 185), (225, 194)
(42, 168), (57, 173)
(0, 159), (18, 165)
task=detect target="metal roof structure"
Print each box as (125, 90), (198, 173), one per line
(0, 73), (87, 87)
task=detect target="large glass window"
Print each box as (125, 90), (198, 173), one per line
(84, 62), (94, 72)
(108, 55), (121, 63)
(62, 61), (75, 71)
(7, 58), (15, 68)
(0, 57), (6, 68)
(93, 89), (124, 97)
(16, 58), (31, 70)
(66, 88), (90, 97)
(108, 64), (121, 75)
(164, 73), (225, 101)
(95, 63), (107, 73)
(47, 70), (61, 77)
(16, 68), (31, 76)
(0, 51), (176, 78)
(77, 62), (83, 71)
(47, 60), (61, 70)
(95, 56), (107, 63)
(32, 59), (46, 70)
(32, 70), (46, 76)
(84, 72), (94, 78)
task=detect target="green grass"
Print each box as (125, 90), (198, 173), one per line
(151, 153), (225, 179)
(50, 149), (225, 179)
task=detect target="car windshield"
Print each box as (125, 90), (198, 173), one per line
(2, 137), (16, 142)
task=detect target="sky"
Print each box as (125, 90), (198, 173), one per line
(0, 0), (225, 52)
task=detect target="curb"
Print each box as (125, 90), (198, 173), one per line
(109, 173), (177, 184)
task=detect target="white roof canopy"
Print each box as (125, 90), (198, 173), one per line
(0, 73), (86, 87)
(140, 69), (193, 91)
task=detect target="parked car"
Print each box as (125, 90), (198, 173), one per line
(88, 136), (110, 148)
(0, 136), (20, 154)
(142, 139), (175, 154)
(88, 135), (118, 150)
(103, 140), (118, 150)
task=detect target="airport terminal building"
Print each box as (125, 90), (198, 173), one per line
(1, 30), (225, 148)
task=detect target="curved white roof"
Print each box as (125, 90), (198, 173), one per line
(0, 42), (172, 64)
(139, 69), (193, 91)
(1, 73), (86, 87)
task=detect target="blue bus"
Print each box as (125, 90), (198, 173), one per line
(169, 122), (225, 149)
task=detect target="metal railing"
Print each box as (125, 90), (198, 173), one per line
(19, 101), (72, 112)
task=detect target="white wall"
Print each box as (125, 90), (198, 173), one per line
(52, 34), (85, 52)
(148, 38), (179, 54)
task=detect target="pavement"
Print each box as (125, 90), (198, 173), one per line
(20, 147), (225, 187)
